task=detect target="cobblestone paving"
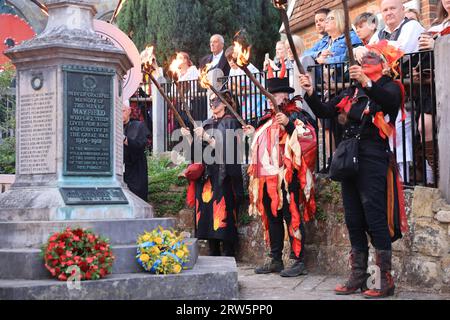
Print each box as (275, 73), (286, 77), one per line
(238, 264), (450, 300)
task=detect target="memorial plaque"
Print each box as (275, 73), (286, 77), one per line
(60, 187), (128, 205)
(63, 65), (115, 176)
(17, 68), (57, 174)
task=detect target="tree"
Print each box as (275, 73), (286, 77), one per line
(117, 0), (281, 71)
(0, 62), (15, 174)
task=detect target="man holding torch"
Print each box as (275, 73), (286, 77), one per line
(242, 61), (318, 277)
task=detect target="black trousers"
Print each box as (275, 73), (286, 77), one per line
(341, 141), (392, 251)
(262, 181), (306, 262)
(208, 239), (235, 257)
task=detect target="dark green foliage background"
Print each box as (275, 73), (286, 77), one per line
(117, 0), (281, 71)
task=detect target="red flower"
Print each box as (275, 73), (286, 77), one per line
(86, 257), (94, 264)
(66, 251), (73, 257)
(99, 269), (106, 277)
(73, 236), (80, 242)
(85, 271), (92, 280)
(58, 274), (67, 281)
(66, 260), (74, 266)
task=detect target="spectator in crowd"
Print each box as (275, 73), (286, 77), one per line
(419, 0), (450, 48)
(274, 40), (288, 68)
(175, 51), (200, 81)
(123, 104), (150, 201)
(375, 0), (425, 183)
(224, 46), (264, 120)
(354, 12), (379, 45)
(412, 0), (449, 183)
(302, 8), (331, 59)
(283, 35), (315, 117)
(263, 40), (287, 72)
(377, 0), (425, 52)
(405, 7), (421, 23)
(199, 34), (230, 76)
(315, 9), (363, 65)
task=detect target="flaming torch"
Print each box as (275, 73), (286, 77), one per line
(272, 0), (305, 74)
(232, 41), (280, 113)
(110, 0), (127, 24)
(342, 0), (356, 65)
(141, 46), (188, 129)
(168, 56), (198, 128)
(30, 0), (49, 16)
(198, 64), (246, 127)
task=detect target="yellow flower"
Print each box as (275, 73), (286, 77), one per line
(142, 234), (151, 242)
(176, 250), (184, 259)
(140, 254), (150, 263)
(151, 246), (160, 254)
(173, 264), (182, 273)
(161, 256), (168, 265)
(155, 237), (163, 245)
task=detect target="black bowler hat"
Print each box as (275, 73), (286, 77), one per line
(266, 77), (295, 94)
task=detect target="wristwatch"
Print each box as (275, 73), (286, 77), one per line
(364, 79), (373, 89)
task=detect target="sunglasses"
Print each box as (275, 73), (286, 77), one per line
(209, 97), (222, 109)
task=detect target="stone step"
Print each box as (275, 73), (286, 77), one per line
(0, 218), (176, 249)
(0, 256), (238, 300)
(0, 239), (199, 280)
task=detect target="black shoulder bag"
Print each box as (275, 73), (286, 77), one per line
(328, 113), (370, 182)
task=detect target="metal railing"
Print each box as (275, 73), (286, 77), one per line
(157, 51), (438, 187)
(0, 93), (15, 144)
(308, 50), (438, 187)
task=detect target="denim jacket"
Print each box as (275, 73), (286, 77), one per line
(322, 31), (363, 64)
(302, 36), (329, 59)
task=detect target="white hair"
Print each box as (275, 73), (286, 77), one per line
(211, 34), (225, 45)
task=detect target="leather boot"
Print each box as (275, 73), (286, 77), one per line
(254, 259), (284, 274)
(335, 248), (370, 295)
(363, 249), (395, 299)
(280, 260), (307, 277)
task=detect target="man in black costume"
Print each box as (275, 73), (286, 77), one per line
(123, 105), (150, 201)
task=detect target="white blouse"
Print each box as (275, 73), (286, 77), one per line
(179, 66), (200, 82)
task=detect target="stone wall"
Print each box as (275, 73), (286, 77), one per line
(174, 177), (450, 293)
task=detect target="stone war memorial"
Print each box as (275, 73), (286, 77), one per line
(0, 0), (237, 300)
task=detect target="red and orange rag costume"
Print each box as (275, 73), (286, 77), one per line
(248, 64), (318, 260)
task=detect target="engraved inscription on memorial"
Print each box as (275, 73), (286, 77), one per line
(63, 66), (114, 176)
(60, 187), (128, 205)
(18, 68), (57, 175)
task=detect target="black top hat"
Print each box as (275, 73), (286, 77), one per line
(266, 77), (295, 94)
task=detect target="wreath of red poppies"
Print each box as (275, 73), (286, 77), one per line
(41, 227), (115, 281)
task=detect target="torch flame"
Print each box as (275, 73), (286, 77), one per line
(140, 46), (154, 65)
(233, 42), (250, 68)
(169, 55), (182, 78)
(199, 63), (213, 89)
(272, 0), (288, 9)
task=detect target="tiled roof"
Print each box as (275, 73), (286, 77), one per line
(289, 0), (366, 32)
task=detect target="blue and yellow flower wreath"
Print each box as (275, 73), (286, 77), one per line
(136, 227), (189, 274)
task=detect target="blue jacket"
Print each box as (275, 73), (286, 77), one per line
(303, 36), (329, 59)
(302, 31), (363, 64)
